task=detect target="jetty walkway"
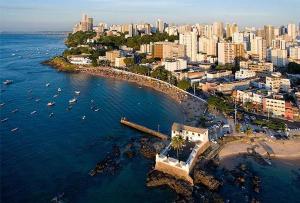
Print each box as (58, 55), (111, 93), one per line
(120, 118), (168, 140)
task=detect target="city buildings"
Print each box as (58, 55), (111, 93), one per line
(179, 29), (198, 62)
(73, 14), (94, 33)
(153, 42), (185, 59)
(162, 58), (187, 72)
(235, 69), (256, 80)
(217, 42), (245, 65)
(265, 72), (291, 93)
(270, 49), (288, 67)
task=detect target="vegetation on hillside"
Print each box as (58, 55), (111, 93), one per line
(43, 56), (78, 72)
(65, 31), (96, 47)
(207, 96), (234, 114)
(151, 66), (177, 85)
(177, 79), (191, 91)
(287, 62), (300, 74)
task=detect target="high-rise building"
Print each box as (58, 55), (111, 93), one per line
(225, 23), (238, 38)
(198, 36), (218, 56)
(271, 49), (288, 67)
(251, 37), (267, 61)
(156, 19), (165, 33)
(212, 22), (224, 39)
(179, 29), (198, 62)
(73, 14), (94, 33)
(152, 42), (185, 59)
(264, 25), (275, 47)
(289, 46), (300, 60)
(287, 23), (297, 40)
(271, 39), (286, 50)
(217, 42), (245, 65)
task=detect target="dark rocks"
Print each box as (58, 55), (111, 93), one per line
(147, 170), (193, 197)
(193, 170), (221, 191)
(89, 145), (121, 176)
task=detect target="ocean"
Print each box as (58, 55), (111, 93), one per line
(1, 34), (300, 203)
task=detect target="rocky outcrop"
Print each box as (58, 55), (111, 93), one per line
(89, 145), (121, 176)
(146, 170), (193, 196)
(193, 170), (221, 191)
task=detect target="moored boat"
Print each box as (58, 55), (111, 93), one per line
(69, 98), (77, 104)
(47, 102), (55, 107)
(75, 91), (80, 95)
(3, 80), (13, 85)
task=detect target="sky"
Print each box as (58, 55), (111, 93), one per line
(1, 0), (300, 31)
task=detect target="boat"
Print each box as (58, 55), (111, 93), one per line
(0, 103), (5, 107)
(11, 109), (19, 113)
(1, 118), (8, 123)
(57, 88), (62, 92)
(47, 102), (55, 107)
(46, 83), (50, 87)
(69, 98), (77, 104)
(49, 113), (54, 117)
(30, 111), (37, 115)
(75, 91), (80, 95)
(11, 128), (18, 132)
(53, 94), (58, 98)
(35, 99), (41, 102)
(94, 108), (100, 112)
(82, 116), (86, 120)
(3, 80), (13, 85)
(12, 53), (16, 56)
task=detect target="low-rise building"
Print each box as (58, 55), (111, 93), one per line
(266, 72), (291, 93)
(155, 123), (210, 184)
(206, 70), (232, 80)
(235, 69), (256, 80)
(106, 50), (121, 65)
(68, 55), (92, 65)
(162, 58), (187, 72)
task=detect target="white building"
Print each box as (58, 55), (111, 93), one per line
(156, 19), (165, 33)
(266, 72), (291, 92)
(171, 123), (209, 143)
(271, 49), (288, 67)
(235, 69), (256, 80)
(198, 36), (218, 56)
(179, 29), (198, 62)
(288, 23), (297, 40)
(68, 55), (92, 65)
(163, 58), (187, 72)
(289, 46), (300, 60)
(218, 42), (235, 65)
(251, 36), (267, 61)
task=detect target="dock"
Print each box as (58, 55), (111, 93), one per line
(120, 118), (168, 140)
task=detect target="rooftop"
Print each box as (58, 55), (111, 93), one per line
(172, 123), (207, 134)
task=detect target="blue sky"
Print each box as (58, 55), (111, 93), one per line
(1, 0), (299, 31)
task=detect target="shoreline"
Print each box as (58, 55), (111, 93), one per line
(218, 138), (300, 161)
(77, 66), (208, 125)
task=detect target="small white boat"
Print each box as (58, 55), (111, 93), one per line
(35, 99), (41, 102)
(49, 113), (54, 117)
(0, 103), (5, 107)
(11, 128), (18, 132)
(46, 83), (50, 87)
(53, 94), (58, 98)
(94, 108), (100, 112)
(58, 88), (62, 92)
(1, 118), (8, 123)
(75, 91), (80, 95)
(12, 53), (16, 56)
(47, 102), (55, 107)
(82, 116), (86, 120)
(69, 98), (77, 104)
(3, 80), (13, 85)
(11, 109), (18, 113)
(30, 111), (37, 115)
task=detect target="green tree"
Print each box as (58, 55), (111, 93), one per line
(287, 62), (300, 74)
(171, 135), (184, 160)
(177, 79), (191, 91)
(65, 31), (96, 47)
(124, 58), (135, 67)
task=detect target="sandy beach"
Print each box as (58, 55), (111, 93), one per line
(219, 138), (300, 159)
(78, 66), (207, 125)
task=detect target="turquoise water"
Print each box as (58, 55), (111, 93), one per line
(0, 34), (182, 202)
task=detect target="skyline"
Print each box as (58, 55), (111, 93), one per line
(1, 0), (300, 31)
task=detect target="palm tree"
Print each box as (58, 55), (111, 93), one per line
(171, 135), (184, 160)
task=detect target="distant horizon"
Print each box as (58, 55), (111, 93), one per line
(1, 0), (300, 32)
